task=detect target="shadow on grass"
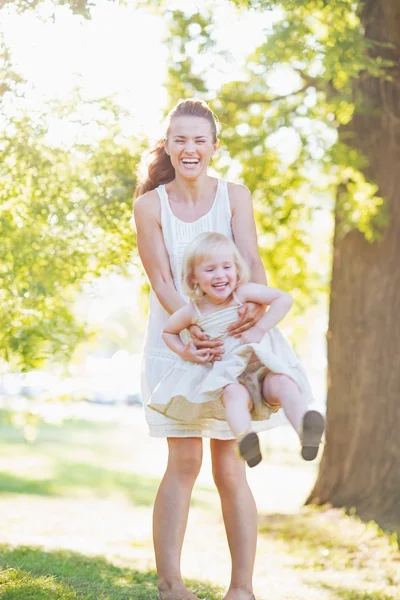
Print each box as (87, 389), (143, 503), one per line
(0, 410), (113, 444)
(0, 462), (215, 509)
(319, 584), (397, 600)
(259, 507), (366, 551)
(0, 414), (216, 509)
(259, 507), (400, 573)
(0, 545), (221, 600)
(0, 463), (160, 506)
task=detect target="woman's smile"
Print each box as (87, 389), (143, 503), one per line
(180, 157), (200, 170)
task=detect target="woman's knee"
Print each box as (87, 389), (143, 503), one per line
(166, 438), (203, 482)
(211, 441), (246, 492)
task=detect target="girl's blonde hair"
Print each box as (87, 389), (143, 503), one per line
(182, 232), (250, 299)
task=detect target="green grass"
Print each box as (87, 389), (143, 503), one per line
(1, 409), (400, 600)
(0, 545), (220, 599)
(0, 545), (222, 599)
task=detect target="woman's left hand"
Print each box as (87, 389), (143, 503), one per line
(227, 301), (266, 338)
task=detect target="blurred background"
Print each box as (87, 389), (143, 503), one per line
(1, 2), (399, 598)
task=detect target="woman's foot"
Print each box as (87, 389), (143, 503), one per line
(158, 586), (201, 600)
(301, 410), (325, 461)
(222, 590), (255, 600)
(238, 432), (262, 468)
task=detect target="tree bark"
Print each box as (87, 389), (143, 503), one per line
(307, 0), (400, 530)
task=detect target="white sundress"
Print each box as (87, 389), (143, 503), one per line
(148, 292), (314, 424)
(141, 178), (302, 439)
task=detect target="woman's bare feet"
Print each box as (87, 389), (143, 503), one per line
(158, 585), (201, 600)
(222, 589), (254, 600)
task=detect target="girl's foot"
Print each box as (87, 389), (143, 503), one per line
(301, 410), (325, 461)
(238, 432), (262, 468)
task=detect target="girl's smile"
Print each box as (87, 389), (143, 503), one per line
(193, 246), (238, 304)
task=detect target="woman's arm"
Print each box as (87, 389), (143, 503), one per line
(237, 283), (293, 332)
(227, 183), (267, 335)
(134, 191), (186, 315)
(229, 183), (267, 286)
(162, 305), (212, 364)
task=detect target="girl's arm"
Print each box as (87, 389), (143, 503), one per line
(162, 304), (213, 364)
(236, 283), (293, 333)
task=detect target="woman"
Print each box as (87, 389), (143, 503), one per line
(133, 98), (286, 600)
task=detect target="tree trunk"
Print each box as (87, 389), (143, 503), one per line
(307, 0), (400, 530)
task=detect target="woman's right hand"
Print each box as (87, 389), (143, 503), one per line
(188, 325), (224, 362)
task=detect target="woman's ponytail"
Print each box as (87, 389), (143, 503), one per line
(135, 140), (175, 198)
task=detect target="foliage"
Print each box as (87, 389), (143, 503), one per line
(0, 0), (97, 19)
(0, 87), (140, 370)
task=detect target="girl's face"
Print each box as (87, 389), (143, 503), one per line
(193, 245), (238, 304)
(165, 116), (218, 180)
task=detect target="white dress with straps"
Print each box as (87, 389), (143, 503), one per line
(141, 178), (291, 438)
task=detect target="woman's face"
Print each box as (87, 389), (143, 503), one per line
(165, 116), (218, 180)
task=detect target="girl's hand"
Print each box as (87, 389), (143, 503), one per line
(188, 324), (224, 362)
(227, 302), (266, 338)
(181, 340), (213, 364)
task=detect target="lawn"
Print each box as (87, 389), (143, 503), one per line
(0, 407), (399, 600)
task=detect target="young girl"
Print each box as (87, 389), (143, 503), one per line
(148, 232), (324, 467)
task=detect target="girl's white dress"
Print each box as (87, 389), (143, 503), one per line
(141, 178), (311, 439)
(148, 293), (313, 424)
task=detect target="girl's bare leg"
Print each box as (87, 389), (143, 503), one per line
(222, 383), (252, 438)
(262, 373), (324, 460)
(262, 372), (307, 434)
(210, 439), (256, 600)
(154, 437), (203, 600)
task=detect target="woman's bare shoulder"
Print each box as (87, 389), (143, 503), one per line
(227, 181), (252, 205)
(134, 189), (161, 221)
(227, 182), (253, 218)
(134, 189), (160, 211)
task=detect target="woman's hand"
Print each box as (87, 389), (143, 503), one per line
(227, 302), (266, 338)
(188, 324), (224, 362)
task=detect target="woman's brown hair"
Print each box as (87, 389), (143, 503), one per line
(134, 98), (219, 198)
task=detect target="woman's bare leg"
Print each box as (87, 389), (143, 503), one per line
(154, 437), (203, 600)
(210, 439), (256, 600)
